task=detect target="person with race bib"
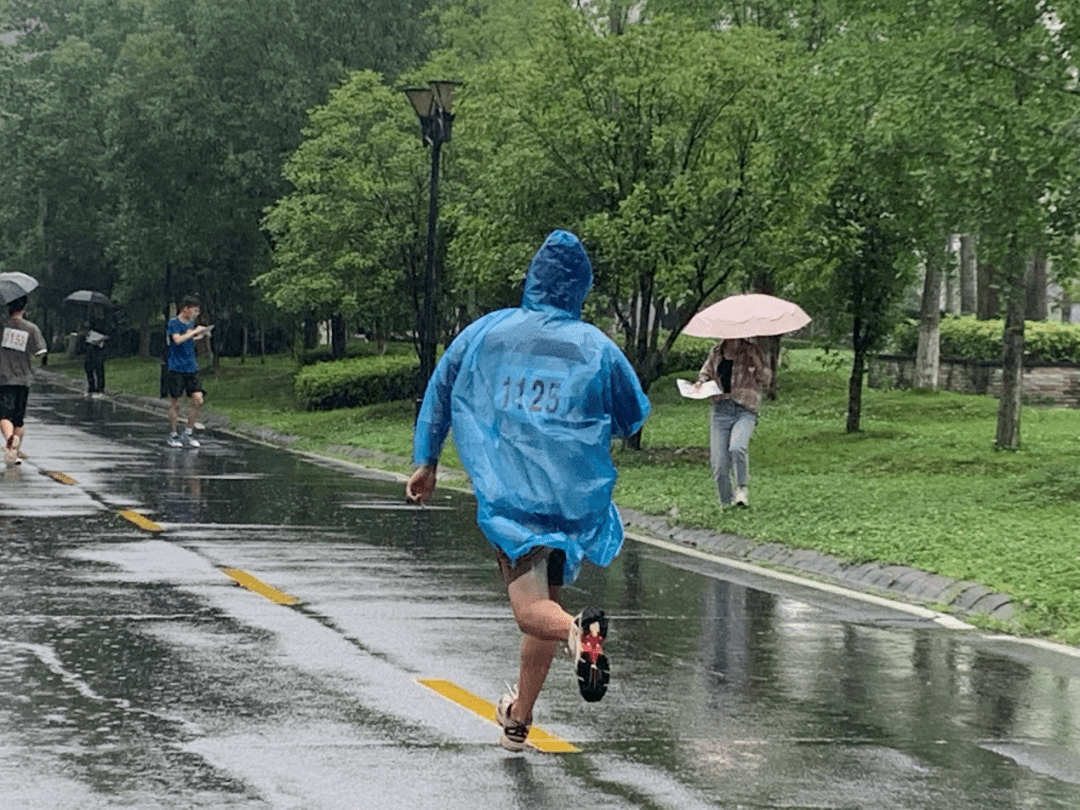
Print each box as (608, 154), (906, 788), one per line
(406, 230), (651, 752)
(0, 295), (47, 466)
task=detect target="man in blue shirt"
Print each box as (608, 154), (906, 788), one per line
(406, 230), (651, 751)
(164, 295), (210, 448)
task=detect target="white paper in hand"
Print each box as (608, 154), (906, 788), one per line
(676, 379), (722, 399)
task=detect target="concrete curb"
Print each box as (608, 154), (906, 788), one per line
(37, 368), (1015, 625)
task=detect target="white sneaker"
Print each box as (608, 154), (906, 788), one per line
(181, 429), (201, 448)
(495, 685), (530, 751)
(166, 433), (183, 448)
(4, 434), (20, 466)
(734, 486), (749, 507)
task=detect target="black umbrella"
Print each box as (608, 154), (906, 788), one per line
(0, 272), (39, 305)
(64, 289), (113, 306)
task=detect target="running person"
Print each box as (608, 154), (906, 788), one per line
(164, 295), (209, 448)
(406, 230), (651, 751)
(0, 296), (47, 465)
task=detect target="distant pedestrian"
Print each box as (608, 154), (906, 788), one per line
(696, 337), (772, 507)
(0, 296), (47, 465)
(163, 295), (210, 448)
(406, 230), (651, 752)
(83, 318), (108, 396)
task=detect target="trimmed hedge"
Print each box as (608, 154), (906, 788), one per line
(294, 355), (420, 410)
(298, 340), (414, 366)
(892, 316), (1080, 363)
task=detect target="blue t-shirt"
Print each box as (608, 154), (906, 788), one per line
(166, 317), (199, 373)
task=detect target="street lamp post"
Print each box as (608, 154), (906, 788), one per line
(403, 80), (459, 416)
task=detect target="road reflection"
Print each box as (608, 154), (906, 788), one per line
(0, 382), (1077, 809)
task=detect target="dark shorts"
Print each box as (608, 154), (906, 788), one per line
(0, 385), (29, 427)
(495, 546), (566, 589)
(165, 370), (203, 399)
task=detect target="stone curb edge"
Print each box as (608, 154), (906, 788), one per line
(618, 507), (1015, 623)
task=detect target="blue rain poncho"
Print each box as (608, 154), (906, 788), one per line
(413, 230), (651, 584)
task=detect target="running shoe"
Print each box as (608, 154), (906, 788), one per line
(569, 607), (609, 703)
(495, 685), (530, 752)
(181, 429), (201, 448)
(3, 435), (20, 466)
(166, 432), (183, 448)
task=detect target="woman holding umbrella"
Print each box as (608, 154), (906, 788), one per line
(686, 294), (810, 508)
(696, 338), (772, 507)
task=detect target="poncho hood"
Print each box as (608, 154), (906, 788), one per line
(521, 229), (592, 319)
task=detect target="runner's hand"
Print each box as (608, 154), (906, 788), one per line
(406, 464), (437, 505)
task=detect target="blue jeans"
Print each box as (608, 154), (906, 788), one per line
(709, 399), (757, 505)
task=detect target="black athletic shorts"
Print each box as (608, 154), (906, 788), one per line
(164, 370), (204, 399)
(0, 385), (29, 427)
(495, 546), (566, 589)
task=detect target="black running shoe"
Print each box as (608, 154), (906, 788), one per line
(570, 607), (609, 702)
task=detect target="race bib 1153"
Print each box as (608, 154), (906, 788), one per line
(1, 327), (29, 352)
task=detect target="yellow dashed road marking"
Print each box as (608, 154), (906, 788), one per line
(118, 510), (165, 533)
(42, 470), (78, 485)
(417, 678), (580, 753)
(220, 568), (300, 606)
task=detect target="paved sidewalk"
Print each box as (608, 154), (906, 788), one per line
(38, 368), (1015, 625)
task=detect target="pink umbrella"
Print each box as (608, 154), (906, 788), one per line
(684, 293), (810, 339)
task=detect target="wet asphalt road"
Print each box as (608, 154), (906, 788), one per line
(1, 381), (1080, 809)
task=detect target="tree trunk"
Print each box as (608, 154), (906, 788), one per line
(847, 316), (865, 433)
(752, 271), (780, 400)
(995, 249), (1025, 450)
(139, 321), (151, 358)
(959, 235), (977, 316)
(303, 311), (319, 350)
(847, 345), (865, 433)
(1024, 252), (1047, 321)
(977, 262), (999, 319)
(915, 241), (944, 389)
(330, 313), (347, 359)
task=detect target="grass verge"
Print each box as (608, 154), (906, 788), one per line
(47, 348), (1080, 644)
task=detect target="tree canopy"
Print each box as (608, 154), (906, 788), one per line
(5, 0), (1080, 447)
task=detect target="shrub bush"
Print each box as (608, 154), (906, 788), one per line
(294, 355), (420, 410)
(890, 316), (1080, 363)
(298, 339), (414, 366)
(659, 334), (714, 375)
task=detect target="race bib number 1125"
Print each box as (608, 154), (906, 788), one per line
(498, 368), (570, 417)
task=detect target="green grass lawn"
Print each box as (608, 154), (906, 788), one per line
(48, 348), (1080, 644)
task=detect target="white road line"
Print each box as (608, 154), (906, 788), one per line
(627, 531), (976, 630)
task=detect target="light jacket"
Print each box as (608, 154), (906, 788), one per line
(413, 230), (651, 583)
(697, 339), (772, 414)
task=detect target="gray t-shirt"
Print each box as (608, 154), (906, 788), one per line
(0, 314), (47, 387)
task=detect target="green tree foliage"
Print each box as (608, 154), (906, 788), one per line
(259, 71), (427, 345)
(0, 0), (434, 351)
(450, 4), (805, 400)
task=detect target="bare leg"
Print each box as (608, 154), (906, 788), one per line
(0, 418), (12, 444)
(168, 398), (181, 433)
(186, 391), (204, 429)
(506, 568), (574, 725)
